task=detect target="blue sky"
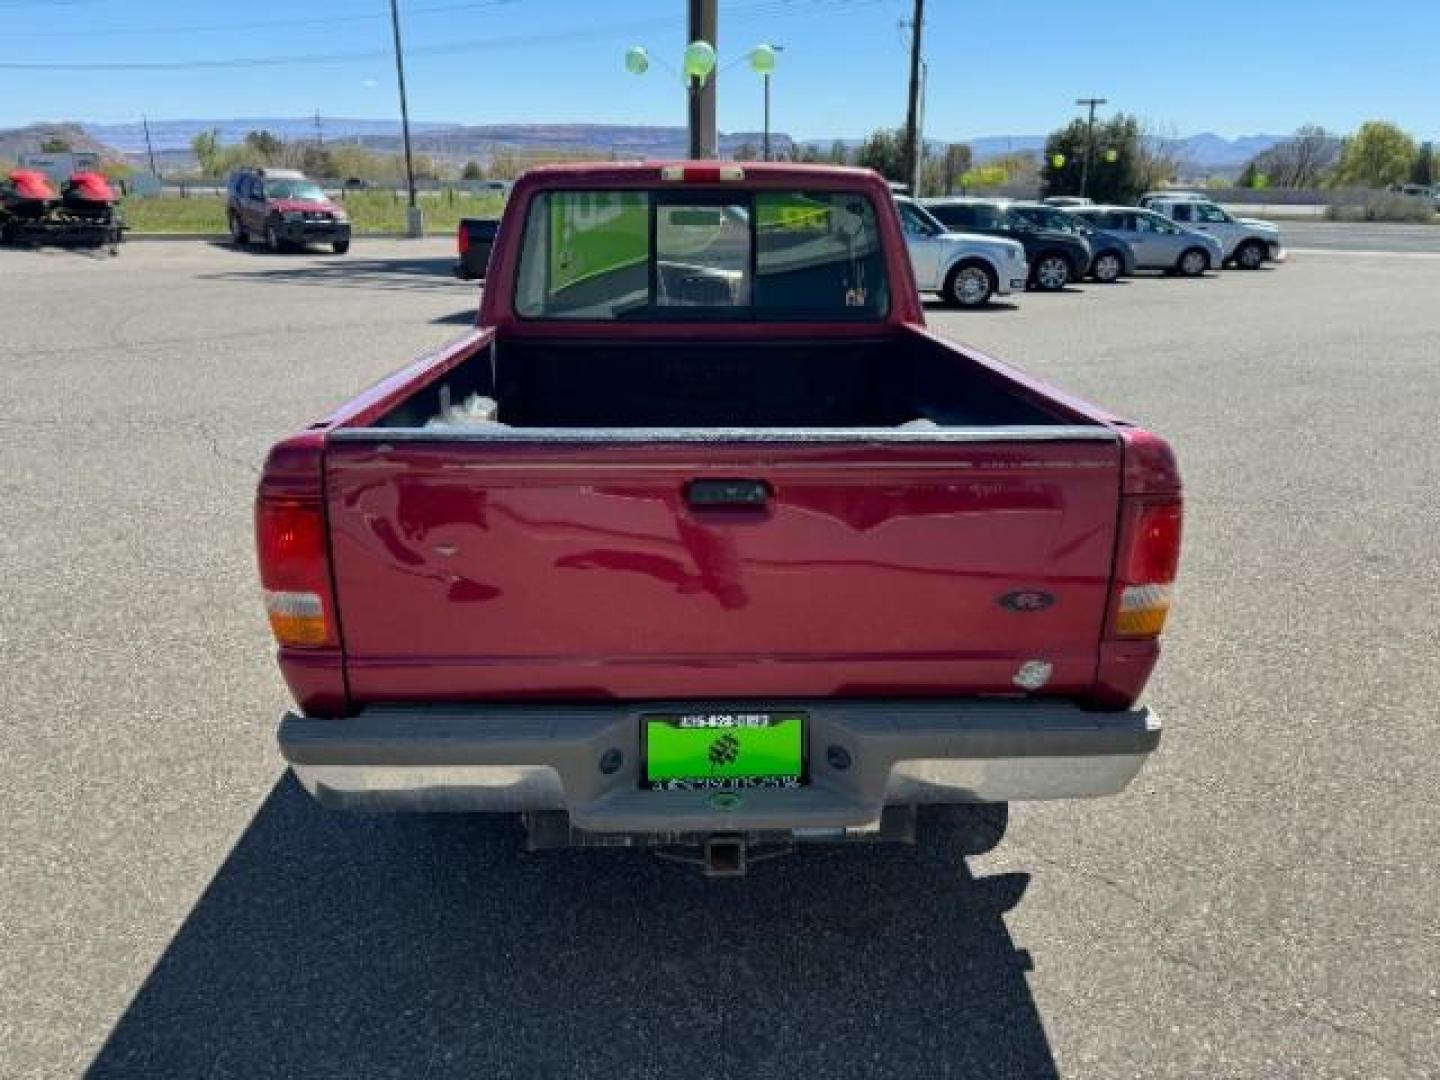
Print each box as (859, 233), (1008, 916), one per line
(3, 0), (1438, 140)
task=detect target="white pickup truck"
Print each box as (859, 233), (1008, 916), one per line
(1145, 197), (1285, 270)
(893, 196), (1029, 307)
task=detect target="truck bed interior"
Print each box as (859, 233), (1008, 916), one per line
(372, 332), (1082, 430)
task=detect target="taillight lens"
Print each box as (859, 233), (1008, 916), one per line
(457, 223), (469, 255)
(660, 164), (745, 182)
(1110, 498), (1182, 638)
(256, 499), (335, 647)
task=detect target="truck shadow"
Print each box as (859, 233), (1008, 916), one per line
(201, 245), (464, 293)
(86, 776), (1058, 1079)
(920, 298), (1022, 314)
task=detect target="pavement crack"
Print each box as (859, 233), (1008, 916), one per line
(186, 421), (261, 477)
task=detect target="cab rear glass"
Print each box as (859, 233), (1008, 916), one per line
(513, 189), (890, 321)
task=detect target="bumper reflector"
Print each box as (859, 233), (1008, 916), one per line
(264, 589), (328, 646)
(1115, 583), (1172, 637)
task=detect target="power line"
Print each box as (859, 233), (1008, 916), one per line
(7, 0), (520, 39)
(5, 0), (881, 40)
(0, 0), (886, 71)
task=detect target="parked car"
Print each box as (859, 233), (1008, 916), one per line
(1136, 190), (1208, 209)
(453, 216), (498, 280)
(1389, 182), (1439, 207)
(226, 167), (351, 254)
(1064, 205), (1225, 276)
(260, 162), (1182, 875)
(922, 197), (1091, 291)
(893, 195), (1028, 307)
(1145, 197), (1285, 269)
(1002, 201), (1136, 283)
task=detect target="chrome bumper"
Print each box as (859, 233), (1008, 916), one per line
(281, 700), (1160, 831)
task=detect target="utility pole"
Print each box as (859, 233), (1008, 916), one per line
(313, 110), (323, 146)
(763, 68), (771, 161)
(388, 0), (422, 236)
(141, 115), (159, 179)
(902, 0), (925, 193)
(688, 0), (718, 158)
(761, 45), (784, 162)
(1076, 96), (1107, 199)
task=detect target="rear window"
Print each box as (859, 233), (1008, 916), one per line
(514, 189), (889, 321)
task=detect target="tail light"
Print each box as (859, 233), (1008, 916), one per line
(457, 222), (470, 255)
(660, 164), (745, 183)
(256, 499), (336, 648)
(1109, 498), (1182, 638)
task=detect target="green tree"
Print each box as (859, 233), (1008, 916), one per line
(855, 127), (907, 182)
(191, 128), (221, 175)
(244, 129), (285, 163)
(940, 142), (972, 194)
(295, 144), (336, 178)
(1332, 120), (1417, 188)
(461, 159), (484, 181)
(1411, 141), (1435, 187)
(1041, 113), (1147, 203)
(39, 136), (73, 153)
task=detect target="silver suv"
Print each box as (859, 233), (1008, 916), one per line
(1145, 198), (1284, 270)
(1064, 206), (1225, 276)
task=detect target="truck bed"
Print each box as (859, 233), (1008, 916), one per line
(319, 327), (1124, 705)
(373, 331), (1073, 431)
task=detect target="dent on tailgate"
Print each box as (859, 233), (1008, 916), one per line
(322, 435), (1122, 704)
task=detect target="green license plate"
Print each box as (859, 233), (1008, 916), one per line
(643, 711), (806, 791)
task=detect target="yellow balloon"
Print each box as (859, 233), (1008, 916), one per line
(1051, 153), (1066, 169)
(684, 40), (717, 79)
(749, 43), (778, 75)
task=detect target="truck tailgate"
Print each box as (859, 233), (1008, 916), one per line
(324, 436), (1122, 702)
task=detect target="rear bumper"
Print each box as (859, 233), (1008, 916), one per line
(452, 244), (492, 280)
(280, 700), (1160, 831)
(277, 219), (351, 243)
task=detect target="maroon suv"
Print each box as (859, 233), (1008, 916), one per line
(226, 167), (351, 254)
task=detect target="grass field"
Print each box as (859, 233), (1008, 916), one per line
(121, 189), (506, 234)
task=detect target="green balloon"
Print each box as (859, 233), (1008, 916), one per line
(625, 46), (649, 75)
(684, 40), (717, 80)
(1103, 148), (1119, 163)
(1051, 153), (1066, 168)
(749, 43), (777, 75)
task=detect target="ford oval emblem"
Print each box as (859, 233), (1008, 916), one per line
(999, 590), (1056, 612)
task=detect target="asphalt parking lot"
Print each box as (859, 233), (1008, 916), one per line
(3, 238), (1437, 1079)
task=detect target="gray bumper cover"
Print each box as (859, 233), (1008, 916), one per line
(280, 700), (1160, 831)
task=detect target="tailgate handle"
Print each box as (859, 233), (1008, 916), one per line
(686, 478), (772, 508)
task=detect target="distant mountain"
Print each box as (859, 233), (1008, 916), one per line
(82, 117), (455, 153)
(79, 118), (796, 163)
(1165, 132), (1282, 169)
(0, 122), (127, 163)
(373, 123), (796, 161)
(59, 117), (1284, 173)
(804, 132), (1280, 170)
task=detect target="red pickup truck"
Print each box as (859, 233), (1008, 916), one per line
(259, 162), (1181, 873)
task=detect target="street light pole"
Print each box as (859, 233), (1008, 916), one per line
(757, 43), (782, 161)
(688, 0), (718, 158)
(763, 71), (771, 161)
(1076, 96), (1107, 199)
(388, 0), (422, 236)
